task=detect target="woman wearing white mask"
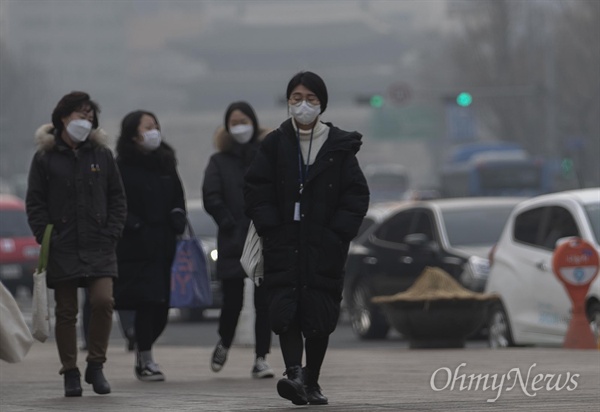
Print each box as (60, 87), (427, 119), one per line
(203, 101), (274, 379)
(244, 72), (370, 405)
(26, 91), (127, 397)
(113, 110), (186, 382)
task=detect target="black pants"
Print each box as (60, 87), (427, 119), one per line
(218, 278), (271, 358)
(135, 303), (169, 352)
(279, 315), (329, 374)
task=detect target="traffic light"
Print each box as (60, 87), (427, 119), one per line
(355, 94), (385, 108)
(456, 92), (473, 107)
(561, 158), (574, 176)
(370, 94), (384, 108)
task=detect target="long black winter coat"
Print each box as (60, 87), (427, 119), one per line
(202, 126), (269, 280)
(26, 124), (127, 288)
(244, 119), (369, 337)
(114, 142), (186, 309)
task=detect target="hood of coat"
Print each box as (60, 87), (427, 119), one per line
(213, 126), (270, 153)
(34, 123), (109, 152)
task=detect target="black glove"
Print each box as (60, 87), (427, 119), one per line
(169, 208), (187, 235)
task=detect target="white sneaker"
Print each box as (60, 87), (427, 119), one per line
(135, 361), (165, 382)
(252, 357), (275, 379)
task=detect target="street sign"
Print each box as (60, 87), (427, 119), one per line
(445, 102), (476, 142)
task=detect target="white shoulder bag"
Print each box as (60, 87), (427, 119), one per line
(31, 224), (52, 343)
(240, 221), (264, 286)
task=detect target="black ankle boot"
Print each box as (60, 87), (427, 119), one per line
(276, 365), (307, 405)
(84, 362), (111, 394)
(304, 367), (328, 405)
(64, 369), (82, 397)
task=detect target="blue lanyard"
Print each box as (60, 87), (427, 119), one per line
(297, 127), (314, 195)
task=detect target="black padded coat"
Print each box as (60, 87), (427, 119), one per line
(113, 142), (186, 308)
(202, 127), (268, 280)
(26, 125), (126, 288)
(244, 119), (369, 337)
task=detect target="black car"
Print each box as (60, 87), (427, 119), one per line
(343, 197), (523, 339)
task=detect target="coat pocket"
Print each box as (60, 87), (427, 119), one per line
(316, 227), (346, 278)
(262, 225), (296, 274)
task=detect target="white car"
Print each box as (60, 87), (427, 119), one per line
(485, 188), (600, 347)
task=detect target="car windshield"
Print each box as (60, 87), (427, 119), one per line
(187, 207), (217, 238)
(584, 203), (600, 245)
(0, 209), (32, 237)
(442, 206), (514, 247)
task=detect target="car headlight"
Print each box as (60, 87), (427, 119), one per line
(460, 256), (490, 290)
(210, 249), (218, 261)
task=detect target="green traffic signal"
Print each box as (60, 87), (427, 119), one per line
(370, 95), (384, 108)
(456, 92), (473, 107)
(561, 158), (574, 175)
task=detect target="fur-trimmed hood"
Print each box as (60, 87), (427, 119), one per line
(213, 126), (270, 152)
(34, 123), (109, 152)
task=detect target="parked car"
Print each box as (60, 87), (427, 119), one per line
(485, 188), (600, 348)
(0, 194), (39, 296)
(343, 197), (523, 339)
(179, 199), (222, 320)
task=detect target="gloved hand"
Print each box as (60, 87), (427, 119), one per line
(169, 208), (187, 235)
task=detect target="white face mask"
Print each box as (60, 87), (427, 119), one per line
(140, 129), (162, 151)
(66, 119), (92, 142)
(229, 124), (254, 144)
(289, 100), (321, 126)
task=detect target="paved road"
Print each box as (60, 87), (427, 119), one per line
(3, 290), (599, 411)
(1, 342), (598, 411)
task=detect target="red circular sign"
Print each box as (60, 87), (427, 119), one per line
(552, 237), (599, 287)
(387, 82), (411, 105)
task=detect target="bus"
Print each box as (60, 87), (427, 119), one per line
(440, 151), (549, 198)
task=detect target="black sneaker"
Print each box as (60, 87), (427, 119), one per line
(210, 340), (229, 372)
(252, 357), (275, 379)
(135, 361), (165, 382)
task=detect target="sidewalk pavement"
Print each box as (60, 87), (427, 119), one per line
(1, 341), (599, 411)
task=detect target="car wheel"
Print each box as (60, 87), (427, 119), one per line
(488, 303), (514, 348)
(349, 278), (389, 339)
(587, 301), (600, 340)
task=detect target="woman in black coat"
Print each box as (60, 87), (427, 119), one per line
(26, 91), (126, 397)
(244, 72), (370, 405)
(114, 110), (186, 382)
(202, 101), (274, 379)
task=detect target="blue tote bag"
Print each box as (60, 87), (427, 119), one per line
(170, 217), (213, 308)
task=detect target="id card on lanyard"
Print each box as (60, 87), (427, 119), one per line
(295, 127), (314, 221)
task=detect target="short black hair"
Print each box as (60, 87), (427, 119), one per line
(116, 110), (160, 157)
(51, 91), (100, 134)
(224, 101), (260, 141)
(286, 71), (328, 113)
